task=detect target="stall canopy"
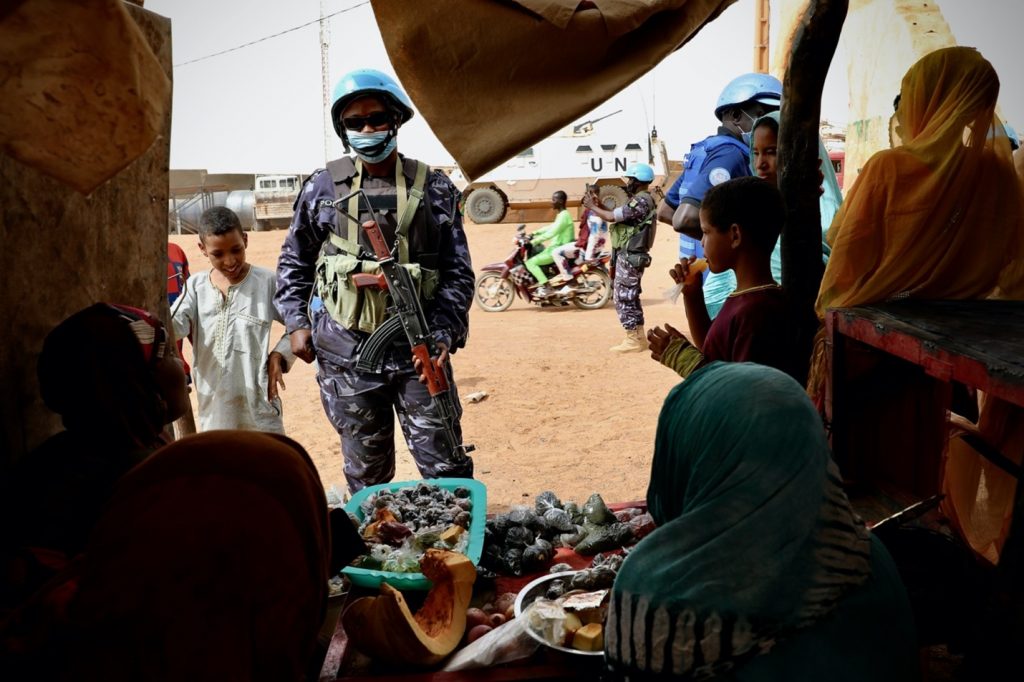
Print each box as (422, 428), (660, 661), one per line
(371, 0), (736, 180)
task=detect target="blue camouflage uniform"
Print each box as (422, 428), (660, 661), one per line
(275, 155), (475, 492)
(611, 191), (658, 331)
(663, 127), (750, 317)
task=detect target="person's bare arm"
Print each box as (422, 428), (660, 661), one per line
(672, 203), (702, 240)
(582, 195), (616, 223)
(656, 200), (676, 226)
(670, 259), (712, 349)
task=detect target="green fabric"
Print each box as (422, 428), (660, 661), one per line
(525, 248), (558, 285)
(658, 336), (704, 378)
(606, 363), (915, 679)
(609, 222), (637, 250)
(532, 209), (574, 246)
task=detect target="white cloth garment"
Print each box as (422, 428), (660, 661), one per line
(172, 265), (294, 433)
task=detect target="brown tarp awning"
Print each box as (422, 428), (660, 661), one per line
(371, 0), (736, 179)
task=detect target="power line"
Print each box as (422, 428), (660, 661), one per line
(173, 1), (370, 68)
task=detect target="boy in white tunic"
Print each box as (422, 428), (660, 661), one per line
(172, 207), (294, 433)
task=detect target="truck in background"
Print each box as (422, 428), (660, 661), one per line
(252, 174), (301, 231)
(450, 112), (679, 224)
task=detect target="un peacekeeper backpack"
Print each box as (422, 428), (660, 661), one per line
(314, 156), (441, 334)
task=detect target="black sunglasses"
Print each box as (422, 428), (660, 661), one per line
(342, 111), (393, 131)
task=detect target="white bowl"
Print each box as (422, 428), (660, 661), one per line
(513, 571), (604, 657)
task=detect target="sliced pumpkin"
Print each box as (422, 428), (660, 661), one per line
(343, 549), (477, 666)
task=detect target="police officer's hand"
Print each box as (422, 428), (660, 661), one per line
(670, 257), (704, 293)
(290, 328), (315, 364)
(267, 351), (286, 401)
(647, 324), (685, 363)
(412, 342), (449, 385)
(582, 194), (595, 209)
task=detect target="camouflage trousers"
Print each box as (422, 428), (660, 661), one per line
(613, 252), (645, 330)
(316, 356), (473, 493)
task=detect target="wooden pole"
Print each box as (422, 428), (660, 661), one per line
(777, 0), (847, 315)
(753, 0), (771, 73)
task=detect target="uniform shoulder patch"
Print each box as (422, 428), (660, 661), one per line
(708, 167), (732, 186)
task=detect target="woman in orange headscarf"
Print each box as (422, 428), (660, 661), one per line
(810, 46), (1024, 563)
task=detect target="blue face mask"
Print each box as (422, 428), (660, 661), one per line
(348, 130), (397, 164)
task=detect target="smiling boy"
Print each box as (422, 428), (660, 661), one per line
(172, 207), (294, 433)
(647, 177), (816, 383)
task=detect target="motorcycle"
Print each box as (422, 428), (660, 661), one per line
(474, 224), (613, 312)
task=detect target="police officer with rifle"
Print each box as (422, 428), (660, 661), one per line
(275, 69), (475, 493)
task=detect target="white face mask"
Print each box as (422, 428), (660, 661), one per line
(740, 110), (758, 146)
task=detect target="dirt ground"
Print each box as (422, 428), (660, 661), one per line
(170, 216), (690, 512)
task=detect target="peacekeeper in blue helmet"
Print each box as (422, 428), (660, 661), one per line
(656, 73), (782, 317)
(583, 163), (658, 353)
(275, 68), (475, 493)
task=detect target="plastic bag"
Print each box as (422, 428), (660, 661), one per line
(441, 611), (540, 671)
(663, 281), (685, 304)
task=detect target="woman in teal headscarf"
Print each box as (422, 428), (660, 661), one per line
(701, 114), (841, 318)
(605, 363), (918, 680)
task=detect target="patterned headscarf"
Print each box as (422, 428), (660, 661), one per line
(38, 303), (169, 447)
(606, 363), (871, 677)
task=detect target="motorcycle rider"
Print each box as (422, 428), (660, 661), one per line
(583, 163), (657, 352)
(275, 68), (475, 493)
(552, 185), (608, 289)
(524, 190), (575, 297)
(655, 73), (782, 317)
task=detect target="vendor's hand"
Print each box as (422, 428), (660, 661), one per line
(647, 324), (685, 363)
(412, 342), (449, 385)
(290, 328), (315, 364)
(670, 257), (703, 293)
(268, 351), (286, 401)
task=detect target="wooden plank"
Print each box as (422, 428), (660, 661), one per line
(830, 301), (1024, 409)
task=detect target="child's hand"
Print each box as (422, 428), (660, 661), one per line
(670, 257), (705, 292)
(412, 343), (449, 385)
(647, 324), (685, 363)
(268, 352), (286, 401)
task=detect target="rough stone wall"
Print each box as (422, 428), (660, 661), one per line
(0, 5), (171, 464)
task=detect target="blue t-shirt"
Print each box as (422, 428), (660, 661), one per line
(666, 129), (751, 306)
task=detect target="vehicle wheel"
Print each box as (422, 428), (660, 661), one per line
(572, 270), (612, 310)
(597, 185), (629, 211)
(465, 187), (506, 224)
(475, 272), (515, 312)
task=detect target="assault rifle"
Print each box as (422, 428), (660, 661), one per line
(334, 190), (475, 464)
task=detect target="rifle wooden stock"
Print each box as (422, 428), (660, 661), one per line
(362, 220), (392, 260)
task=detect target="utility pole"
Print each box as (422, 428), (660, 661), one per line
(754, 0), (770, 73)
(319, 0), (332, 164)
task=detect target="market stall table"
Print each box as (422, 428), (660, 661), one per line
(319, 501), (646, 680)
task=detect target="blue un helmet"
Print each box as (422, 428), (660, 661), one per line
(329, 68), (415, 140)
(625, 163), (655, 183)
(714, 72), (783, 121)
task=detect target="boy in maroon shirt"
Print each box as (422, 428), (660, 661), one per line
(647, 176), (815, 383)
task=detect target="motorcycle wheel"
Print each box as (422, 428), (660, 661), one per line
(474, 272), (515, 312)
(571, 270), (612, 310)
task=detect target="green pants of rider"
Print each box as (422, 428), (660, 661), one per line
(525, 247), (559, 285)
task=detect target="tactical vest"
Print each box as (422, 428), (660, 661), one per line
(611, 190), (657, 253)
(314, 156), (441, 334)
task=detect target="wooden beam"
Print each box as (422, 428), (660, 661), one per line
(754, 0), (771, 73)
(777, 0), (847, 315)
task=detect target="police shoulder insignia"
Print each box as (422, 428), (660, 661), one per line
(708, 167), (731, 185)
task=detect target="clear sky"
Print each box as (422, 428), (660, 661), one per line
(147, 0), (1022, 175)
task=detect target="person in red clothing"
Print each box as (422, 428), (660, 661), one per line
(647, 176), (815, 383)
(167, 241), (192, 380)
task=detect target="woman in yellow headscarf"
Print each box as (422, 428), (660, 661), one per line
(811, 46), (1024, 563)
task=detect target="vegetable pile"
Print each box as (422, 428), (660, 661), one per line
(351, 482), (474, 573)
(481, 491), (654, 576)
